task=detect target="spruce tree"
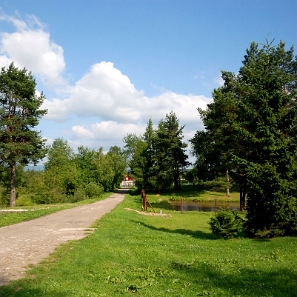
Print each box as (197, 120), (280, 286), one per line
(193, 40), (297, 236)
(0, 63), (47, 207)
(154, 111), (189, 190)
(237, 41), (297, 236)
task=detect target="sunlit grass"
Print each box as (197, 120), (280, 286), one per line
(1, 192), (296, 297)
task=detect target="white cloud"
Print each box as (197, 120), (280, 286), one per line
(42, 61), (210, 125)
(42, 98), (70, 121)
(72, 121), (145, 141)
(68, 62), (144, 122)
(70, 121), (146, 150)
(0, 13), (66, 87)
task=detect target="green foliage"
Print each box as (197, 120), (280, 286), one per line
(70, 189), (87, 203)
(192, 39), (297, 237)
(0, 63), (47, 206)
(84, 182), (104, 198)
(93, 146), (126, 191)
(15, 196), (34, 206)
(126, 113), (189, 192)
(209, 210), (245, 239)
(202, 177), (232, 192)
(16, 141), (127, 205)
(154, 111), (189, 190)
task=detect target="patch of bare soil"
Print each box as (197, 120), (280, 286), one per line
(125, 208), (172, 217)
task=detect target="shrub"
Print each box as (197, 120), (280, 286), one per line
(203, 178), (230, 192)
(16, 196), (34, 206)
(85, 182), (104, 198)
(209, 210), (245, 239)
(70, 189), (87, 203)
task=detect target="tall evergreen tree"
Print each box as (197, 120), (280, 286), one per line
(154, 112), (189, 190)
(192, 40), (297, 236)
(128, 119), (157, 190)
(0, 63), (47, 207)
(142, 119), (156, 189)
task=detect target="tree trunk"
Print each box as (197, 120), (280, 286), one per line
(174, 174), (180, 190)
(10, 163), (16, 207)
(240, 184), (246, 211)
(226, 169), (230, 197)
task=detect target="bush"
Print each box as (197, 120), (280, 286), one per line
(209, 210), (245, 239)
(16, 196), (34, 206)
(203, 178), (230, 192)
(85, 182), (104, 198)
(69, 189), (87, 203)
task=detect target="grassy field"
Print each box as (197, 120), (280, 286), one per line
(0, 192), (112, 227)
(1, 189), (297, 297)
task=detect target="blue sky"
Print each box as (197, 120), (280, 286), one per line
(0, 0), (297, 161)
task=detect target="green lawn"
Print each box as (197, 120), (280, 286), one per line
(1, 192), (296, 296)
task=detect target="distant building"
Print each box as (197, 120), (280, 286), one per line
(120, 174), (135, 188)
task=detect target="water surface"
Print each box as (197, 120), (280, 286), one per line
(170, 201), (240, 212)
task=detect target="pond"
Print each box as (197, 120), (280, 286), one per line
(169, 200), (240, 212)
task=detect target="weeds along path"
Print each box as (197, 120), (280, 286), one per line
(0, 189), (128, 286)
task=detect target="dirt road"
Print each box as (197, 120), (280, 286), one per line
(0, 189), (127, 286)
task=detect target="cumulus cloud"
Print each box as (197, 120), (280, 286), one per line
(72, 121), (145, 141)
(43, 61), (210, 125)
(0, 13), (66, 87)
(69, 62), (144, 121)
(70, 121), (146, 150)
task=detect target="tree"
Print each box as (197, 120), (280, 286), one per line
(154, 112), (189, 190)
(93, 147), (116, 191)
(191, 79), (247, 208)
(192, 40), (297, 237)
(74, 146), (97, 185)
(106, 146), (127, 189)
(44, 138), (80, 201)
(0, 63), (47, 207)
(126, 119), (157, 190)
(122, 133), (142, 164)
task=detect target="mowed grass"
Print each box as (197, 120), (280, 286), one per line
(0, 192), (112, 227)
(141, 185), (240, 202)
(1, 192), (297, 297)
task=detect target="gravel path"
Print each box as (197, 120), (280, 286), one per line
(0, 189), (127, 286)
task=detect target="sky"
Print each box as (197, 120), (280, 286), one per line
(0, 0), (297, 165)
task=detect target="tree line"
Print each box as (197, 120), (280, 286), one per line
(0, 138), (127, 205)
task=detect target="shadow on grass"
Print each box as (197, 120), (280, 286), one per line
(170, 262), (297, 297)
(0, 284), (67, 297)
(133, 220), (217, 240)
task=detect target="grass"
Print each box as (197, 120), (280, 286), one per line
(136, 185), (240, 202)
(1, 190), (297, 297)
(0, 192), (112, 227)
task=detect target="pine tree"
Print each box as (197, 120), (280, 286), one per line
(0, 63), (47, 207)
